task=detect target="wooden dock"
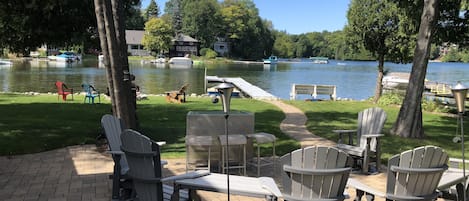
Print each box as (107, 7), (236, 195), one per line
(206, 76), (278, 100)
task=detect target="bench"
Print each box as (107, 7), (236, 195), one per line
(290, 84), (336, 100)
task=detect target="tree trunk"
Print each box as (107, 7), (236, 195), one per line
(391, 0), (440, 138)
(94, 0), (137, 129)
(94, 0), (116, 114)
(373, 53), (385, 103)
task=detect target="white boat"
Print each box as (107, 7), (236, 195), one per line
(168, 57), (192, 68)
(0, 60), (12, 66)
(310, 57), (329, 64)
(263, 56), (278, 64)
(382, 72), (410, 89)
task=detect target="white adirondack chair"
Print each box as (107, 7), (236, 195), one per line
(280, 146), (353, 201)
(333, 107), (387, 174)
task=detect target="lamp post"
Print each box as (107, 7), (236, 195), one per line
(215, 81), (234, 201)
(451, 81), (467, 201)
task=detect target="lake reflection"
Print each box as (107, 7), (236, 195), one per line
(0, 58), (468, 100)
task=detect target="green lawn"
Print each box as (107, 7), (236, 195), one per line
(0, 93), (295, 158)
(1, 93), (467, 163)
(288, 100), (468, 162)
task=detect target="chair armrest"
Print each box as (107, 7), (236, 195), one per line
(283, 165), (351, 176)
(390, 165), (448, 174)
(333, 129), (357, 145)
(107, 150), (124, 155)
(259, 177), (283, 198)
(362, 134), (384, 138)
(332, 129), (357, 134)
(161, 170), (210, 183)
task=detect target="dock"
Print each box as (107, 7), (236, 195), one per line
(206, 76), (278, 100)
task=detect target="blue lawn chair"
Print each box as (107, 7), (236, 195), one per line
(82, 84), (100, 104)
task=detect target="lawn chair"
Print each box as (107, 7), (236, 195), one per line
(55, 81), (73, 101)
(82, 83), (100, 104)
(349, 145), (448, 201)
(121, 129), (209, 201)
(101, 114), (168, 200)
(333, 107), (387, 174)
(280, 146), (353, 201)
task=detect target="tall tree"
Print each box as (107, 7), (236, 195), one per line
(220, 0), (273, 59)
(164, 0), (183, 35)
(94, 0), (136, 129)
(181, 0), (221, 49)
(142, 18), (173, 54)
(346, 0), (405, 103)
(145, 0), (160, 20)
(390, 0), (441, 138)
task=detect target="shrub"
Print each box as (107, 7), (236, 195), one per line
(378, 92), (404, 106)
(200, 48), (218, 59)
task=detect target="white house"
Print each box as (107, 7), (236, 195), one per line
(125, 30), (151, 56)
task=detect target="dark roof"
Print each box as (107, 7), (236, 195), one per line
(172, 34), (198, 43)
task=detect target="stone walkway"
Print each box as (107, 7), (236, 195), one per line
(0, 100), (381, 201)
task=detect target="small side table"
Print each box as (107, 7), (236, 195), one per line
(218, 135), (247, 175)
(185, 136), (215, 172)
(247, 132), (276, 177)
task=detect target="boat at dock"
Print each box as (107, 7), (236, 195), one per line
(263, 56), (278, 64)
(0, 59), (12, 66)
(310, 57), (329, 64)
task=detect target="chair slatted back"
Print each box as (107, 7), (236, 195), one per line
(121, 129), (164, 201)
(281, 146), (352, 201)
(386, 146), (448, 200)
(356, 107), (387, 151)
(101, 114), (128, 174)
(55, 81), (65, 94)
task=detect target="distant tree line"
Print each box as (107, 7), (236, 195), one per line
(0, 0), (468, 63)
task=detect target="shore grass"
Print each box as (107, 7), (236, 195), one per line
(288, 100), (468, 162)
(0, 93), (295, 158)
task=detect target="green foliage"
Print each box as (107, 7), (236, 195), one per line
(346, 0), (414, 64)
(142, 18), (173, 54)
(378, 92), (404, 106)
(181, 0), (222, 49)
(145, 0), (160, 20)
(200, 48), (218, 59)
(441, 47), (460, 62)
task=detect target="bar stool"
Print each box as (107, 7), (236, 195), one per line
(247, 132), (276, 176)
(185, 135), (215, 172)
(218, 134), (247, 175)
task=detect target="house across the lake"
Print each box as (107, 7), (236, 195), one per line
(125, 30), (151, 56)
(169, 34), (199, 57)
(125, 30), (199, 57)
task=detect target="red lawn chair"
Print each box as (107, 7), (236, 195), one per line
(55, 81), (74, 101)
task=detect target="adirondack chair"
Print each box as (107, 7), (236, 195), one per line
(350, 145), (448, 201)
(165, 83), (189, 103)
(120, 129), (209, 201)
(55, 81), (74, 101)
(82, 83), (100, 104)
(101, 114), (168, 200)
(280, 146), (353, 201)
(333, 107), (387, 174)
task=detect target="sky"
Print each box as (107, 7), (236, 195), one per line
(141, 0), (350, 34)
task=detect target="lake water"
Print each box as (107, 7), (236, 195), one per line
(1, 58), (468, 100)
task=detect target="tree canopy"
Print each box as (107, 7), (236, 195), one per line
(142, 18), (173, 54)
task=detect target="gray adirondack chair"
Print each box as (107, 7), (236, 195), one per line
(101, 114), (168, 200)
(280, 146), (353, 201)
(351, 145), (448, 201)
(333, 107), (387, 174)
(101, 114), (130, 200)
(121, 129), (209, 201)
